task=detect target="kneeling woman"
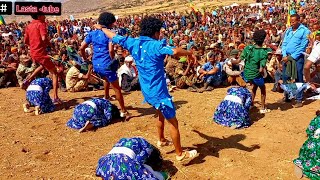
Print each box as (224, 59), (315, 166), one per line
(213, 84), (252, 129)
(67, 98), (119, 132)
(293, 111), (320, 179)
(96, 137), (169, 180)
(23, 77), (55, 115)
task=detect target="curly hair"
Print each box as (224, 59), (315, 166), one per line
(31, 15), (39, 20)
(252, 29), (267, 46)
(98, 12), (116, 28)
(140, 17), (163, 37)
(110, 104), (120, 119)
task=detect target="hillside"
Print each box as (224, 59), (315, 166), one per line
(62, 0), (254, 19)
(62, 0), (189, 13)
(5, 0), (254, 22)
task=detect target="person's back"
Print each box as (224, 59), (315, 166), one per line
(25, 20), (47, 58)
(86, 30), (112, 68)
(126, 37), (170, 104)
(241, 45), (270, 81)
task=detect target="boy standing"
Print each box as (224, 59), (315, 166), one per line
(240, 30), (272, 113)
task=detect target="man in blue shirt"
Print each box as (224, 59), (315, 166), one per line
(80, 12), (129, 118)
(198, 52), (222, 92)
(95, 15), (198, 162)
(281, 14), (310, 107)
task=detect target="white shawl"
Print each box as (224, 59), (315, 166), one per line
(117, 64), (136, 86)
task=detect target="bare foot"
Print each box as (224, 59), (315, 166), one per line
(294, 165), (303, 179)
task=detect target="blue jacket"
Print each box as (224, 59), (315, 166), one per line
(282, 24), (310, 60)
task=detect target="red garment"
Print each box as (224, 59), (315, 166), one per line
(24, 20), (48, 58)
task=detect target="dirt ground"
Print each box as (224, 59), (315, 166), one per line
(0, 84), (318, 180)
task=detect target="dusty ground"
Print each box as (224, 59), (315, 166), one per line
(0, 84), (318, 179)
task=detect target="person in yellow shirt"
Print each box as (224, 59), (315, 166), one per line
(307, 23), (320, 53)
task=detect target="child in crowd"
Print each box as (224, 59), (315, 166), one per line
(198, 51), (223, 92)
(23, 77), (55, 115)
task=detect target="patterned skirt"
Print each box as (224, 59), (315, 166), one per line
(26, 91), (54, 113)
(96, 153), (159, 180)
(293, 137), (320, 179)
(67, 104), (111, 129)
(214, 100), (250, 129)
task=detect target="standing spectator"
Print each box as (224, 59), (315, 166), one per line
(281, 14), (310, 107)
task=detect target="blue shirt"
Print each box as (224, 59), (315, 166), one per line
(282, 24), (310, 60)
(112, 35), (174, 106)
(202, 62), (222, 80)
(85, 30), (112, 68)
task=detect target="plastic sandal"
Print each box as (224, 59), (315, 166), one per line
(259, 109), (271, 114)
(157, 140), (173, 148)
(34, 106), (42, 116)
(120, 111), (131, 120)
(23, 104), (31, 113)
(176, 150), (198, 162)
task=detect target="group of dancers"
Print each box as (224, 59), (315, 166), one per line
(20, 12), (319, 179)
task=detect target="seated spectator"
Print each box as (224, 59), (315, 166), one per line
(198, 52), (223, 92)
(0, 51), (18, 88)
(267, 49), (283, 92)
(117, 56), (140, 92)
(174, 56), (198, 91)
(224, 49), (246, 87)
(65, 60), (93, 92)
(266, 49), (281, 80)
(16, 50), (36, 87)
(165, 54), (179, 82)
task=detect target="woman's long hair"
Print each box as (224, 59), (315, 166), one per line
(144, 144), (163, 171)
